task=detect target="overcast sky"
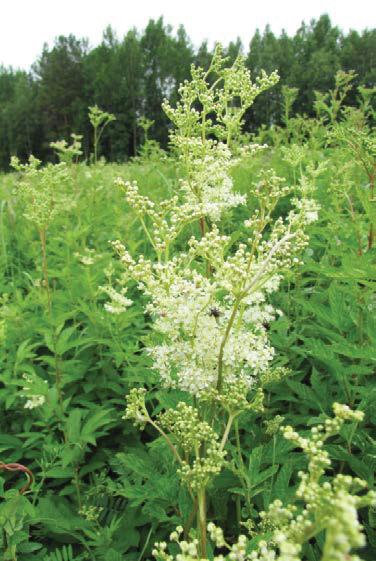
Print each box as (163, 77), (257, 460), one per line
(1, 0), (374, 69)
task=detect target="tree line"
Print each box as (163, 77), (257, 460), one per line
(0, 14), (374, 170)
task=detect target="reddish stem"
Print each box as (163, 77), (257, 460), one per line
(0, 462), (34, 494)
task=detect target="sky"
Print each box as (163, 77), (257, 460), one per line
(0, 0), (374, 70)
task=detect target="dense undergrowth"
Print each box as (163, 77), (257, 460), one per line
(0, 51), (375, 561)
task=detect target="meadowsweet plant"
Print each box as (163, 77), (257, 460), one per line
(88, 104), (116, 163)
(314, 70), (356, 125)
(281, 85), (299, 130)
(10, 155), (75, 419)
(106, 48), (324, 556)
(161, 45), (279, 222)
(10, 155), (74, 312)
(152, 405), (376, 561)
(137, 117), (166, 162)
(50, 133), (83, 165)
(10, 156), (73, 232)
(328, 102), (375, 252)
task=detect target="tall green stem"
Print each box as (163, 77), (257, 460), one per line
(39, 228), (51, 314)
(217, 299), (241, 391)
(39, 228), (67, 419)
(197, 488), (207, 558)
(94, 126), (98, 164)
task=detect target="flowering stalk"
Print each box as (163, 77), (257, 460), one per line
(11, 156), (74, 411)
(89, 105), (116, 163)
(152, 405), (376, 561)
(38, 227), (51, 314)
(108, 47), (320, 556)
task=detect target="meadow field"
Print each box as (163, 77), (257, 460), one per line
(0, 49), (375, 561)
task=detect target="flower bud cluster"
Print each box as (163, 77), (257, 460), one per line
(282, 402), (364, 480)
(153, 535), (199, 561)
(179, 446), (225, 491)
(259, 404), (375, 560)
(152, 406), (375, 561)
(116, 177), (203, 250)
(207, 522), (226, 548)
(11, 155), (74, 229)
(281, 144), (308, 168)
(88, 104), (115, 129)
(163, 45), (278, 148)
(50, 133), (83, 164)
(249, 169), (293, 207)
(264, 415), (285, 436)
(123, 387), (149, 428)
(74, 247), (102, 266)
(259, 367), (290, 387)
(202, 382), (264, 416)
(158, 402), (226, 490)
(79, 504), (103, 522)
(99, 285), (133, 314)
(159, 403), (214, 452)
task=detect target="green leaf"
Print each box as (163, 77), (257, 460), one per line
(44, 467), (75, 479)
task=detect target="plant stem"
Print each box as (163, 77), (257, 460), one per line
(217, 300), (241, 391)
(94, 126), (98, 164)
(234, 419), (252, 514)
(220, 413), (235, 451)
(38, 231), (65, 419)
(137, 524), (155, 561)
(197, 488), (207, 558)
(148, 419), (183, 465)
(368, 171), (374, 250)
(39, 228), (51, 314)
(74, 466), (82, 510)
(184, 497), (198, 538)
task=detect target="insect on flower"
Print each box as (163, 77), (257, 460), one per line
(208, 306), (221, 318)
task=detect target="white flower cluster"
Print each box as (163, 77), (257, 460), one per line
(24, 394), (46, 410)
(176, 138), (246, 222)
(21, 373), (48, 410)
(111, 176), (316, 394)
(99, 285), (133, 314)
(160, 46), (279, 223)
(291, 197), (320, 225)
(74, 248), (101, 266)
(111, 240), (283, 393)
(107, 47), (319, 395)
(152, 405), (376, 561)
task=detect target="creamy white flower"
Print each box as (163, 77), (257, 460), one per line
(100, 285), (133, 314)
(24, 394), (46, 409)
(292, 197), (320, 225)
(176, 139), (246, 222)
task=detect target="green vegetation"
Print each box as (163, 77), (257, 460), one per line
(0, 46), (375, 561)
(0, 14), (375, 169)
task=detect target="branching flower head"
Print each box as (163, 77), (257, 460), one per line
(107, 50), (319, 397)
(50, 133), (83, 164)
(11, 155), (74, 230)
(154, 405), (375, 561)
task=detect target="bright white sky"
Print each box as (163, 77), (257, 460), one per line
(1, 0), (374, 69)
